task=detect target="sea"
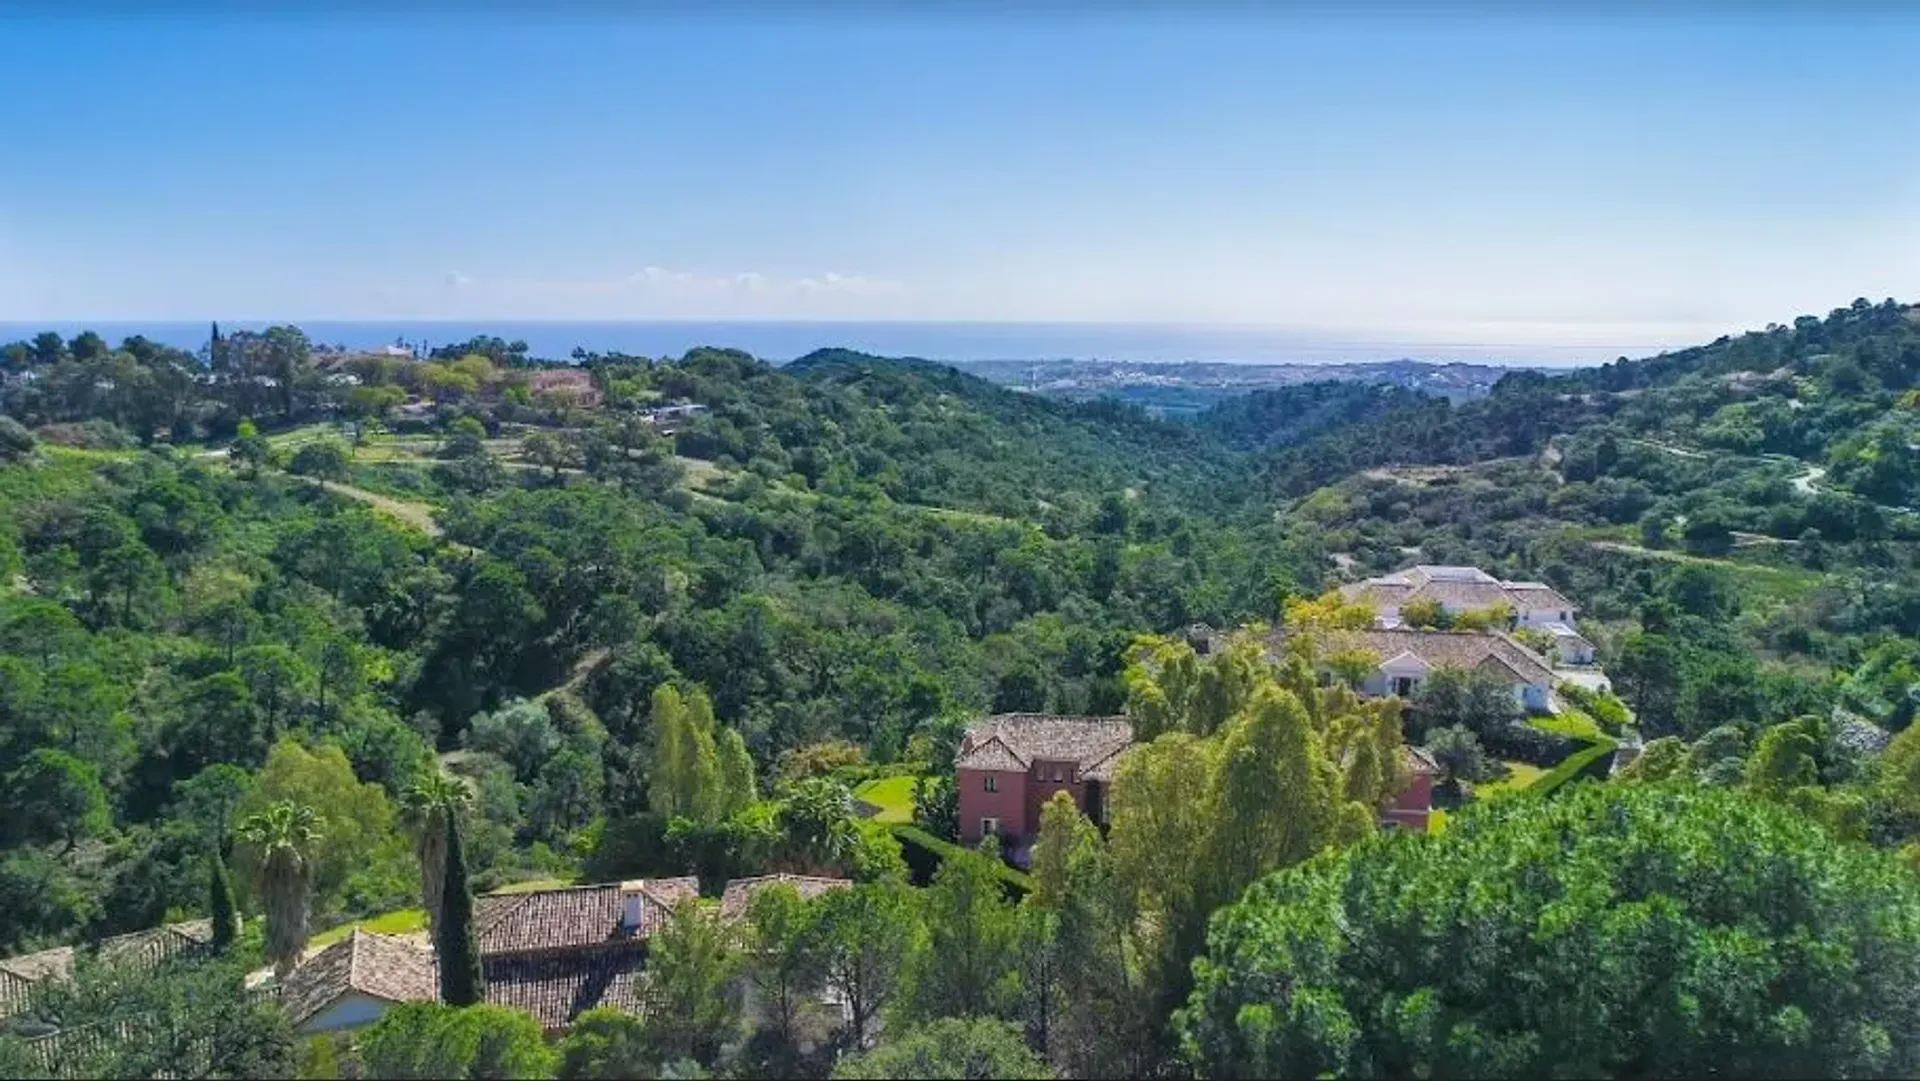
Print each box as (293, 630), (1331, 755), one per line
(0, 320), (1623, 368)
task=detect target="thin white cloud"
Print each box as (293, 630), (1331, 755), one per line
(445, 270), (473, 288)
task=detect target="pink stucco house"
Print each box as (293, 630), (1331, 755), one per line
(955, 713), (1442, 849)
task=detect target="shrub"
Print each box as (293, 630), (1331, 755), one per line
(1527, 738), (1620, 798)
(0, 416), (35, 460)
(1482, 721), (1580, 767)
(890, 825), (1030, 900)
(290, 438), (351, 481)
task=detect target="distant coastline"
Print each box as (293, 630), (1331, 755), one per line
(0, 320), (1635, 368)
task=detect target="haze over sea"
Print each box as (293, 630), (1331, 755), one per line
(0, 321), (1657, 368)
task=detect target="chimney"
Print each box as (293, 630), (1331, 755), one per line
(619, 881), (648, 932)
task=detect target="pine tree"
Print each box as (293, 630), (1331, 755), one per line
(436, 811), (485, 1007)
(208, 848), (240, 952)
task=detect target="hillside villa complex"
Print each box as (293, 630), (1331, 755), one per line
(956, 564), (1606, 851)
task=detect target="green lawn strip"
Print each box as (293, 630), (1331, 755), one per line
(1475, 761), (1544, 801)
(1528, 738), (1621, 799)
(852, 774), (920, 824)
(307, 907), (427, 950)
(890, 825), (1031, 896)
(1531, 707), (1605, 743)
(487, 877), (578, 895)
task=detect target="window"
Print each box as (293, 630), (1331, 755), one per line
(1393, 676), (1415, 697)
(1052, 767), (1064, 783)
(983, 774), (998, 793)
(981, 817), (1000, 836)
(1561, 610), (1569, 621)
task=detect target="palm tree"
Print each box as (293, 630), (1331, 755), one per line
(401, 769), (472, 937)
(235, 800), (321, 981)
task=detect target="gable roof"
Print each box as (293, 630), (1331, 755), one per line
(484, 947), (650, 1032)
(1341, 565), (1578, 614)
(956, 714), (1134, 777)
(1292, 627), (1556, 687)
(280, 930), (438, 1027)
(473, 877), (699, 956)
(0, 920), (215, 1020)
(718, 875), (852, 922)
(1401, 745), (1441, 775)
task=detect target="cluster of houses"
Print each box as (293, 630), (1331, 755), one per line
(0, 874), (852, 1055)
(286, 873), (849, 1037)
(956, 565), (1606, 851)
(1, 563), (1598, 1056)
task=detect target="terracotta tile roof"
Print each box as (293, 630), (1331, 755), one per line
(1342, 565), (1578, 615)
(956, 714), (1134, 779)
(474, 878), (698, 956)
(953, 735), (1026, 773)
(718, 875), (851, 922)
(1288, 627), (1556, 687)
(1079, 743), (1134, 783)
(483, 946), (650, 1032)
(280, 931), (438, 1027)
(0, 921), (215, 1020)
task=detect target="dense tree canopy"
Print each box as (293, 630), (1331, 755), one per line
(1180, 782), (1920, 1079)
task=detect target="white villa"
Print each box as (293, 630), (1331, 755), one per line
(1340, 565), (1597, 666)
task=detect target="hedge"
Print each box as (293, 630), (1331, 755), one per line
(1483, 722), (1580, 768)
(828, 761), (929, 788)
(890, 824), (1031, 900)
(1527, 738), (1620, 799)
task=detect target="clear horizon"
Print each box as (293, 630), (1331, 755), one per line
(0, 316), (1756, 367)
(4, 8), (1916, 348)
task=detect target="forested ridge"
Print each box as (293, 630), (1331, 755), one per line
(3, 299), (1920, 1079)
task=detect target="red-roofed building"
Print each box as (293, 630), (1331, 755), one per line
(955, 714), (1134, 848)
(956, 712), (1443, 845)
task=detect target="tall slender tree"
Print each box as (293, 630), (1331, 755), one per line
(402, 769), (472, 937)
(716, 726), (758, 819)
(435, 810), (485, 1007)
(208, 848), (240, 952)
(649, 685), (725, 823)
(235, 800), (321, 980)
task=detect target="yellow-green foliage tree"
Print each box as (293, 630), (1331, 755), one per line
(1399, 596), (1448, 629)
(1282, 590), (1378, 631)
(1109, 624), (1407, 1043)
(1453, 602), (1516, 632)
(233, 737), (410, 917)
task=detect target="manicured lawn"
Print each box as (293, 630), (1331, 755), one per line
(308, 907), (427, 950)
(1476, 761), (1544, 800)
(490, 877), (577, 895)
(1532, 707), (1606, 742)
(853, 774), (920, 824)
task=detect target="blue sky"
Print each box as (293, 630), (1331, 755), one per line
(2, 8), (1917, 354)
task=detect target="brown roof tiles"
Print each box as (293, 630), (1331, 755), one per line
(718, 875), (851, 922)
(0, 921), (215, 1020)
(474, 877), (697, 956)
(280, 931), (439, 1027)
(1287, 626), (1556, 687)
(1342, 565), (1578, 615)
(484, 947), (649, 1032)
(956, 714), (1134, 779)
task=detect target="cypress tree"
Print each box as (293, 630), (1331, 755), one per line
(208, 848), (240, 952)
(436, 810), (485, 1006)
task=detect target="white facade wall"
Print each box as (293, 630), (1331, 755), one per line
(298, 992), (394, 1034)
